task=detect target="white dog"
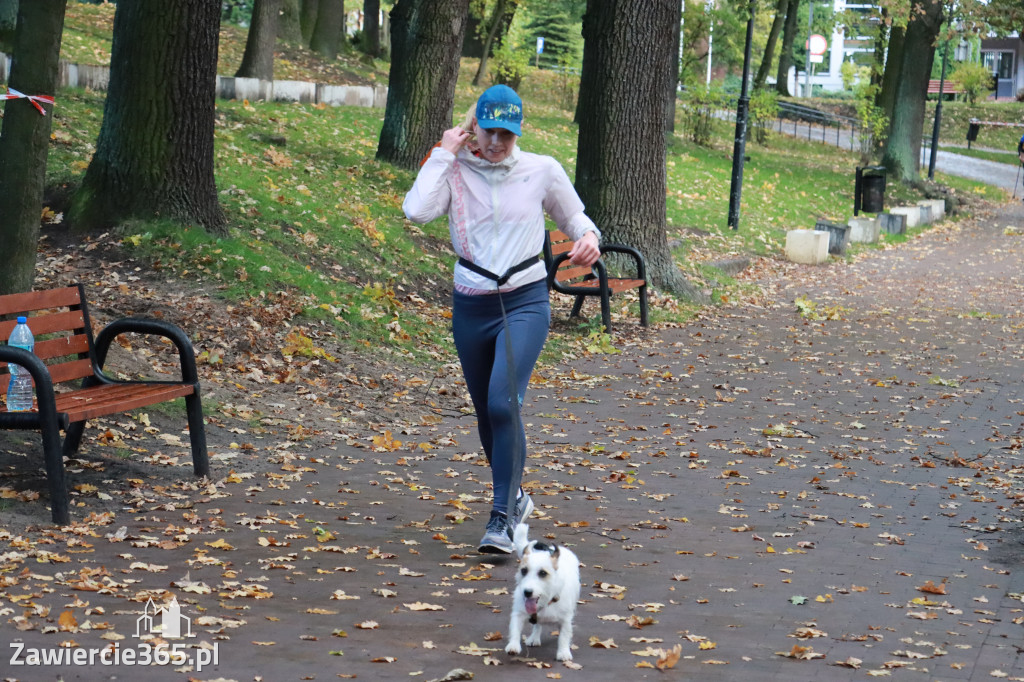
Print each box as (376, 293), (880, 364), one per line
(505, 523), (580, 661)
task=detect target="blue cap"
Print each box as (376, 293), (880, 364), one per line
(16, 317), (26, 324)
(476, 85), (523, 137)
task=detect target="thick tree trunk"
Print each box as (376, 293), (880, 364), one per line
(754, 0), (787, 90)
(310, 0), (344, 59)
(775, 0), (799, 96)
(236, 0), (280, 80)
(361, 0), (380, 58)
(575, 0), (697, 298)
(376, 0), (469, 169)
(70, 1), (225, 235)
(0, 0), (17, 51)
(279, 0), (304, 44)
(881, 0), (942, 183)
(300, 0), (319, 44)
(870, 9), (888, 91)
(0, 0), (65, 295)
(876, 23), (904, 120)
(665, 3), (682, 133)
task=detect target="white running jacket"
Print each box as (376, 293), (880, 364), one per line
(403, 145), (600, 293)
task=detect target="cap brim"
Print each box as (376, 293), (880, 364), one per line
(477, 119), (521, 137)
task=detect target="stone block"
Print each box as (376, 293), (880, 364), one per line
(815, 220), (850, 254)
(272, 79), (316, 104)
(890, 206), (921, 229)
(319, 84), (375, 108)
(847, 216), (880, 243)
(877, 212), (907, 235)
(785, 230), (830, 265)
(218, 76), (273, 102)
(918, 199), (945, 222)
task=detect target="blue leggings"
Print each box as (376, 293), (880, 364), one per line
(452, 280), (550, 516)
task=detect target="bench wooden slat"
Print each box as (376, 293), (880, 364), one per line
(0, 309), (86, 340)
(0, 286), (83, 318)
(57, 383), (195, 423)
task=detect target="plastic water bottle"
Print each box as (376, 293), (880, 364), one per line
(6, 317), (35, 412)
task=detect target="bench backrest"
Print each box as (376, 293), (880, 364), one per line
(0, 284), (95, 391)
(544, 229), (594, 284)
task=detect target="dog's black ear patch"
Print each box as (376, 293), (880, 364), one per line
(532, 541), (558, 556)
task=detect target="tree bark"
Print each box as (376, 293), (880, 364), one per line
(300, 0), (319, 44)
(70, 1), (225, 235)
(0, 0), (18, 52)
(881, 0), (942, 183)
(361, 0), (380, 58)
(775, 0), (799, 96)
(279, 0), (303, 44)
(876, 22), (904, 120)
(376, 0), (470, 169)
(665, 2), (682, 133)
(472, 0), (514, 87)
(754, 0), (787, 90)
(310, 0), (344, 59)
(0, 0), (66, 295)
(236, 0), (280, 80)
(575, 0), (697, 298)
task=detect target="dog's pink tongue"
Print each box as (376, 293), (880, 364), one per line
(525, 597), (539, 615)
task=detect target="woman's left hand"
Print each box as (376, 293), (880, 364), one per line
(568, 231), (601, 267)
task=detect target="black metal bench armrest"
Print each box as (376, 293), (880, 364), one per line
(547, 252), (610, 296)
(0, 346), (64, 429)
(92, 317), (200, 385)
(595, 243), (647, 281)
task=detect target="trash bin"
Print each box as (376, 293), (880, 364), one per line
(854, 166), (886, 216)
(966, 119), (980, 149)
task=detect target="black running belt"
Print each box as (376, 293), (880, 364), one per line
(457, 255), (539, 286)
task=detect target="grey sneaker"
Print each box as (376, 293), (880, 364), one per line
(478, 511), (513, 554)
(510, 491), (534, 528)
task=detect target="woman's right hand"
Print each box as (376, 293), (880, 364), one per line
(441, 126), (471, 155)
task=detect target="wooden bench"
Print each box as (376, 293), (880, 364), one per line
(927, 79), (962, 96)
(0, 284), (208, 524)
(543, 229), (648, 333)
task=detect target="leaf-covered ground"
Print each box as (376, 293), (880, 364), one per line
(2, 195), (1023, 680)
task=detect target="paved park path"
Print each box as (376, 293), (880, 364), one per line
(3, 201), (1024, 681)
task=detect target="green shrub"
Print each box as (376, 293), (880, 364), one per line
(680, 85), (727, 146)
(949, 62), (994, 105)
(749, 88), (779, 145)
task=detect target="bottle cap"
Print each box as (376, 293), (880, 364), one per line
(16, 316), (26, 324)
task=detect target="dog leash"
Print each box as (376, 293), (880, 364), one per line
(456, 254), (539, 521)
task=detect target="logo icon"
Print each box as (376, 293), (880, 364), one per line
(135, 597), (194, 639)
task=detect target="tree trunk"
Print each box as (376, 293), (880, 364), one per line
(881, 0), (942, 183)
(575, 0), (697, 298)
(310, 0), (344, 59)
(775, 0), (799, 96)
(754, 0), (787, 90)
(70, 1), (225, 235)
(664, 2), (681, 133)
(236, 0), (280, 80)
(0, 0), (66, 295)
(361, 0), (380, 58)
(300, 0), (319, 44)
(472, 0), (511, 87)
(869, 8), (888, 91)
(279, 0), (303, 44)
(876, 22), (904, 120)
(0, 0), (18, 52)
(376, 0), (470, 169)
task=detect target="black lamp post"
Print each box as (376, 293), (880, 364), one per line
(927, 39), (949, 181)
(727, 0), (755, 230)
